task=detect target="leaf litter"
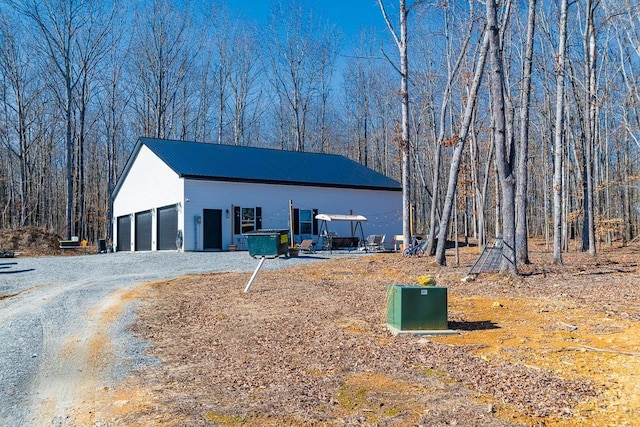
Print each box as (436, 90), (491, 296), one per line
(107, 240), (640, 426)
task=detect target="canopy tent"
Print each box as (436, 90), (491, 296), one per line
(315, 214), (367, 222)
(315, 213), (367, 252)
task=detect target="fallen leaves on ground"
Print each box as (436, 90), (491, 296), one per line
(112, 241), (639, 426)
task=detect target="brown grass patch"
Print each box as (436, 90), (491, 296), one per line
(101, 240), (640, 426)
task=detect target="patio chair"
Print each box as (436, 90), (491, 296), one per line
(297, 239), (316, 254)
(320, 230), (337, 252)
(365, 234), (385, 252)
(376, 234), (386, 251)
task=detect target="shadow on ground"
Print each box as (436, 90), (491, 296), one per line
(448, 320), (500, 331)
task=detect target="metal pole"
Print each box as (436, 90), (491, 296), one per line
(410, 204), (414, 237)
(194, 217), (198, 251)
(289, 200), (295, 248)
(244, 257), (266, 292)
(455, 189), (459, 266)
(350, 209), (354, 237)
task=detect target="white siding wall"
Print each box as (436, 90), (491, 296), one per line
(183, 180), (401, 251)
(113, 145), (401, 252)
(112, 146), (184, 251)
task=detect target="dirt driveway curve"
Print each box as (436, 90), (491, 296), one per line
(0, 251), (345, 426)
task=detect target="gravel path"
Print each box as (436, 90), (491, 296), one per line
(0, 250), (365, 426)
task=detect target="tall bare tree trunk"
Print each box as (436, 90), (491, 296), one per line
(0, 18), (33, 227)
(426, 144), (441, 255)
(516, 0), (537, 265)
(487, 0), (517, 275)
(553, 0), (569, 265)
(378, 0), (419, 250)
(435, 30), (490, 266)
(398, 3), (411, 251)
(426, 2), (475, 256)
(584, 0), (597, 256)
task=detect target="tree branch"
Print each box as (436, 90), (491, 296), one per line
(377, 0), (401, 48)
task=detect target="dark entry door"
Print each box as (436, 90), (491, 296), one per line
(157, 204), (179, 250)
(117, 215), (131, 251)
(135, 210), (152, 251)
(203, 209), (222, 250)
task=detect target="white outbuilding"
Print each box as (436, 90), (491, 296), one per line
(111, 137), (402, 252)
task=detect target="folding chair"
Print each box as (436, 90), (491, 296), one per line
(376, 234), (386, 251)
(365, 234), (385, 252)
(297, 239), (316, 254)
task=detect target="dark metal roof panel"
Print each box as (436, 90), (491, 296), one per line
(139, 138), (401, 191)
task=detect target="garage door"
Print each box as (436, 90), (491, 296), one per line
(157, 204), (178, 250)
(117, 215), (131, 251)
(135, 210), (152, 251)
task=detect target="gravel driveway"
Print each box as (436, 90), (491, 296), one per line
(0, 250), (364, 426)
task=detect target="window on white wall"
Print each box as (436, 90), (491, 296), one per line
(299, 209), (312, 234)
(234, 206), (262, 234)
(241, 207), (255, 233)
(293, 208), (318, 237)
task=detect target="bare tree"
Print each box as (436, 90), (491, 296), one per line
(73, 2), (115, 239)
(582, 0), (598, 256)
(553, 0), (569, 265)
(96, 10), (133, 242)
(343, 35), (375, 166)
(227, 25), (263, 146)
(0, 12), (35, 226)
(266, 0), (338, 152)
(8, 0), (79, 238)
(131, 0), (196, 140)
(515, 0), (537, 265)
(2, 0), (640, 255)
(210, 8), (231, 145)
(378, 0), (425, 251)
(8, 0), (115, 239)
(418, 0), (477, 256)
(486, 0), (518, 275)
(435, 30), (490, 266)
(314, 35), (340, 153)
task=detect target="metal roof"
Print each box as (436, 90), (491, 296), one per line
(128, 137), (401, 191)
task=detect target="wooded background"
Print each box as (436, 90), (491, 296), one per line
(1, 0), (638, 265)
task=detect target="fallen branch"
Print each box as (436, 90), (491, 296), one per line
(568, 344), (640, 357)
(558, 321), (578, 331)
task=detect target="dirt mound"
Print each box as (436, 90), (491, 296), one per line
(0, 227), (63, 256)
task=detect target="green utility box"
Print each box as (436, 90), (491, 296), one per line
(244, 229), (290, 258)
(386, 285), (448, 331)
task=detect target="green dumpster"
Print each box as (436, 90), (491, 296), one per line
(244, 229), (290, 258)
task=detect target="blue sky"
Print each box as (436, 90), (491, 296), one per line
(224, 0), (388, 43)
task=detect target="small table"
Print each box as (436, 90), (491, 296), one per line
(235, 236), (247, 250)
